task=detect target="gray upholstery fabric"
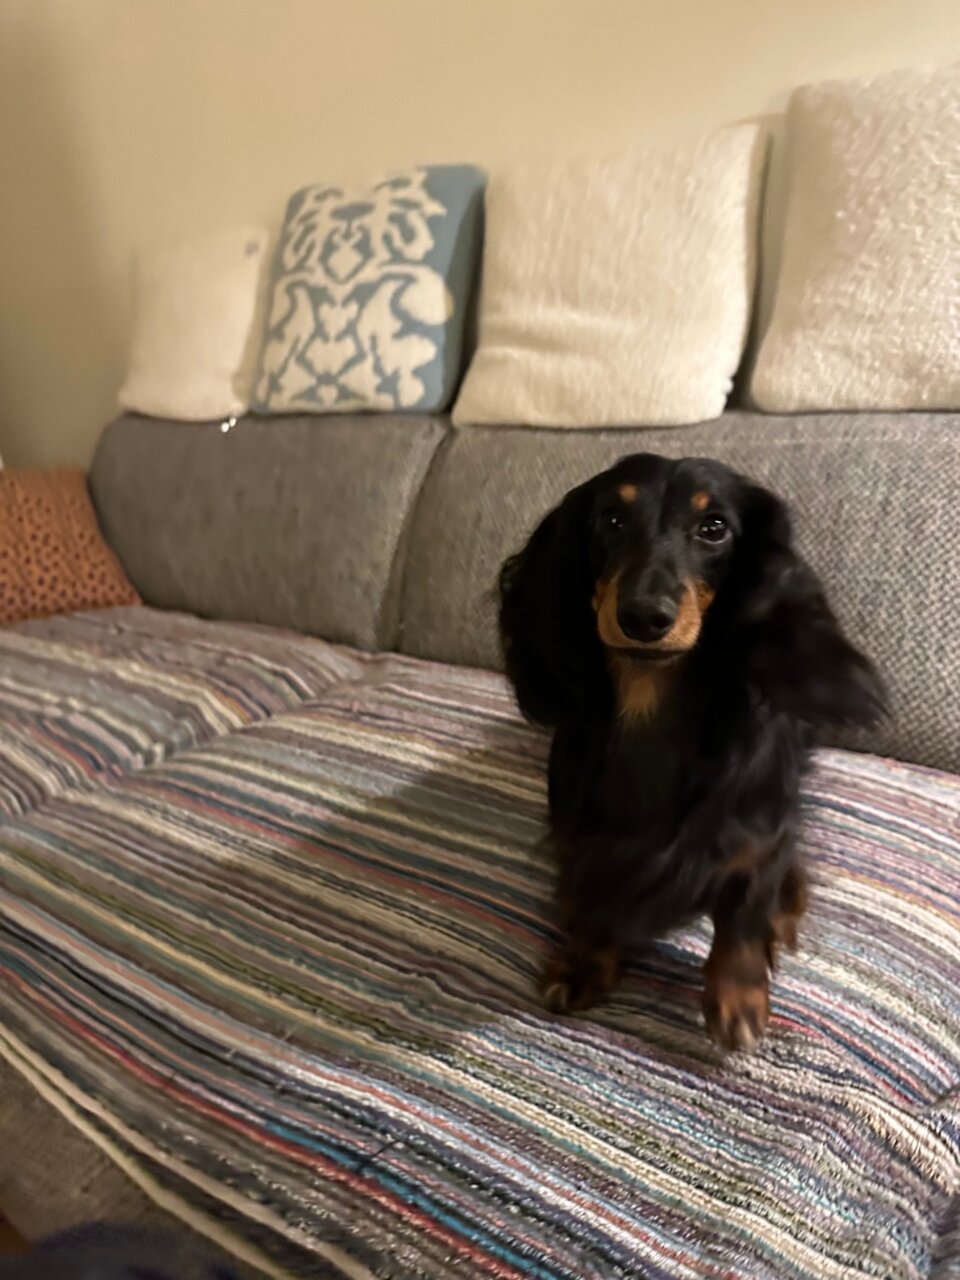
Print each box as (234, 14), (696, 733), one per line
(0, 1056), (159, 1236)
(401, 412), (960, 772)
(90, 413), (447, 652)
(0, 1059), (265, 1276)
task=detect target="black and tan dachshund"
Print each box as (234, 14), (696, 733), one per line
(498, 453), (886, 1051)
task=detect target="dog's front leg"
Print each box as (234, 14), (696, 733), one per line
(703, 863), (806, 1052)
(703, 925), (771, 1052)
(542, 928), (622, 1015)
(541, 860), (623, 1014)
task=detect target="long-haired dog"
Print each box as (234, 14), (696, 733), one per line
(499, 454), (886, 1051)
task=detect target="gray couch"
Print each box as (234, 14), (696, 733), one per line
(1, 408), (958, 1280)
(92, 409), (959, 771)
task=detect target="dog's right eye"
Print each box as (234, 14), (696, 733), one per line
(604, 511), (625, 533)
(696, 514), (730, 543)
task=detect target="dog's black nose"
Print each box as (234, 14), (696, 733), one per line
(617, 597), (678, 643)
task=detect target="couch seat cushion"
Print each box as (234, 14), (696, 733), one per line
(1, 657), (958, 1278)
(0, 606), (363, 817)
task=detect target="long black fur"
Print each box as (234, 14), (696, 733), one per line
(498, 454), (886, 1048)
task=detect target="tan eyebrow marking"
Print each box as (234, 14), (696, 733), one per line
(618, 484), (638, 503)
(691, 490), (710, 511)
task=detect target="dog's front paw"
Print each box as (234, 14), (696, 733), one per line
(542, 945), (620, 1015)
(703, 974), (770, 1053)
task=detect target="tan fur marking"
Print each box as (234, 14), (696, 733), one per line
(705, 973), (770, 1053)
(704, 935), (771, 1052)
(618, 483), (638, 503)
(595, 576), (716, 653)
(692, 490), (710, 511)
(542, 943), (622, 1014)
(663, 583), (703, 649)
(595, 572), (626, 643)
(592, 577), (611, 614)
(609, 652), (674, 722)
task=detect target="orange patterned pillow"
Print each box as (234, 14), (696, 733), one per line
(0, 469), (140, 624)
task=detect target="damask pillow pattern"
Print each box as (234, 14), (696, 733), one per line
(252, 165), (485, 415)
(0, 470), (140, 624)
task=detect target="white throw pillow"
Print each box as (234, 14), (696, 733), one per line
(119, 226), (269, 421)
(452, 125), (764, 429)
(751, 64), (960, 412)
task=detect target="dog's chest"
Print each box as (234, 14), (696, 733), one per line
(598, 716), (692, 841)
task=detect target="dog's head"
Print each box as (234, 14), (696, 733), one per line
(498, 454), (886, 732)
(588, 455), (739, 660)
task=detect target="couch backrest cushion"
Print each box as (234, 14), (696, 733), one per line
(400, 412), (960, 772)
(90, 413), (446, 651)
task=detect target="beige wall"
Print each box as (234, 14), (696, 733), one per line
(0, 0), (957, 467)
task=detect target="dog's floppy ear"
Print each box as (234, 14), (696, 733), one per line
(498, 481), (601, 728)
(727, 483), (887, 731)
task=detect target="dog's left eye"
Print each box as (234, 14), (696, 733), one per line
(604, 511), (625, 533)
(696, 514), (729, 543)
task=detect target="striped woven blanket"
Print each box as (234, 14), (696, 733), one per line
(0, 609), (361, 816)
(1, 610), (958, 1278)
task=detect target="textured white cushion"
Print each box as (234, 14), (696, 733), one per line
(751, 64), (960, 412)
(452, 126), (764, 429)
(119, 226), (269, 421)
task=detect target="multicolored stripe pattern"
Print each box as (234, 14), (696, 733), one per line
(1, 621), (959, 1278)
(0, 608), (363, 817)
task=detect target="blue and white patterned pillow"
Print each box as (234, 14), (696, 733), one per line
(253, 165), (485, 414)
